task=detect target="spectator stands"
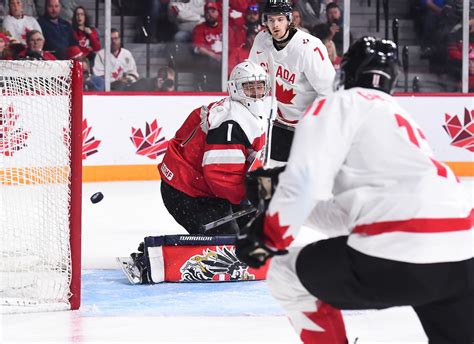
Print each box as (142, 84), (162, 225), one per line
(0, 0), (471, 92)
(2, 0), (42, 44)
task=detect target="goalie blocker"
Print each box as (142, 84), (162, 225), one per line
(118, 235), (270, 284)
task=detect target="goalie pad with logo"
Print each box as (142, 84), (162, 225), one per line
(119, 235), (270, 284)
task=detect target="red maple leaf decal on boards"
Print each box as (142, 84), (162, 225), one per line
(263, 212), (294, 250)
(442, 108), (474, 152)
(0, 104), (30, 157)
(275, 81), (296, 105)
(82, 119), (101, 159)
(130, 119), (168, 159)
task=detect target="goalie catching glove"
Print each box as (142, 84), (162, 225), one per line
(236, 166), (288, 268)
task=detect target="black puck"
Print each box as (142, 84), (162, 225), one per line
(90, 192), (104, 204)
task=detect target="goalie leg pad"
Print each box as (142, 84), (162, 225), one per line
(133, 235), (271, 283)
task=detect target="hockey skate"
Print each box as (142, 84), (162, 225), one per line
(116, 256), (142, 284)
(117, 242), (150, 285)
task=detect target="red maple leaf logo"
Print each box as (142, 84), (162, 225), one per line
(130, 119), (168, 159)
(0, 104), (30, 157)
(442, 108), (474, 152)
(276, 81), (296, 105)
(21, 27), (31, 42)
(263, 211), (294, 250)
(112, 66), (123, 80)
(82, 119), (101, 159)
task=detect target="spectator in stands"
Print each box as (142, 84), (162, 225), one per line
(229, 25), (258, 75)
(35, 0), (78, 21)
(72, 6), (100, 64)
(0, 31), (24, 59)
(0, 32), (9, 58)
(38, 0), (78, 60)
(292, 8), (309, 32)
(66, 45), (104, 91)
(127, 66), (176, 92)
(192, 1), (222, 90)
(324, 2), (349, 55)
(3, 0), (37, 17)
(419, 0), (446, 58)
(169, 0), (204, 42)
(17, 29), (56, 59)
(231, 3), (262, 50)
(445, 0), (474, 42)
(426, 0), (473, 74)
(93, 28), (139, 91)
(2, 0), (42, 44)
(447, 41), (474, 89)
(293, 0), (322, 29)
(312, 22), (340, 68)
(192, 2), (221, 63)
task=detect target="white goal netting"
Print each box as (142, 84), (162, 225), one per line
(0, 60), (78, 313)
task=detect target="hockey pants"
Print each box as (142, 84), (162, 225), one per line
(267, 236), (474, 344)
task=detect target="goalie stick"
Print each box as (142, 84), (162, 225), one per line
(263, 52), (277, 168)
(201, 207), (256, 233)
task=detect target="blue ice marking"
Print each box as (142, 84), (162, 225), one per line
(81, 270), (285, 317)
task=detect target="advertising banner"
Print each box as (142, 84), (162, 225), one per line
(81, 93), (473, 181)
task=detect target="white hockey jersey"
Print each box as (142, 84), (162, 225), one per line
(264, 87), (473, 264)
(93, 48), (139, 82)
(2, 14), (42, 44)
(249, 29), (335, 127)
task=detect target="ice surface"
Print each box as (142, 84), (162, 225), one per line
(1, 179), (473, 343)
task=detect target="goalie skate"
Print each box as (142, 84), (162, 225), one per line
(116, 257), (142, 285)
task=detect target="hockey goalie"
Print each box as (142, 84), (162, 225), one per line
(118, 60), (273, 284)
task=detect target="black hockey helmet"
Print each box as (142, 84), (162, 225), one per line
(262, 0), (293, 23)
(338, 36), (400, 94)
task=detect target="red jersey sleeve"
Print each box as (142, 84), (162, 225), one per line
(88, 28), (101, 52)
(192, 24), (207, 49)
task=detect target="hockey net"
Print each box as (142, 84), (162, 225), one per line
(0, 60), (82, 313)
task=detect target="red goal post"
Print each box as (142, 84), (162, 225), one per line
(0, 60), (82, 313)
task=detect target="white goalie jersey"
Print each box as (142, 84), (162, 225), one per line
(249, 29), (335, 127)
(263, 87), (473, 264)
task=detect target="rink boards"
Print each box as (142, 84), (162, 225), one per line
(80, 93), (474, 181)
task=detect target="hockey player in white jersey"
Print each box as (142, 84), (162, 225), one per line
(237, 36), (474, 343)
(249, 0), (335, 163)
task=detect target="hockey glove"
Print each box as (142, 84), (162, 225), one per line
(245, 166), (285, 211)
(236, 211), (287, 268)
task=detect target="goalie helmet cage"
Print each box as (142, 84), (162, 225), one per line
(0, 60), (82, 313)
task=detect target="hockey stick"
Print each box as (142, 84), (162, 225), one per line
(263, 52), (277, 168)
(201, 207), (257, 232)
(201, 152), (262, 232)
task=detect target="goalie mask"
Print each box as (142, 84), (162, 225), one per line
(228, 60), (269, 118)
(336, 36), (400, 94)
(262, 0), (292, 24)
